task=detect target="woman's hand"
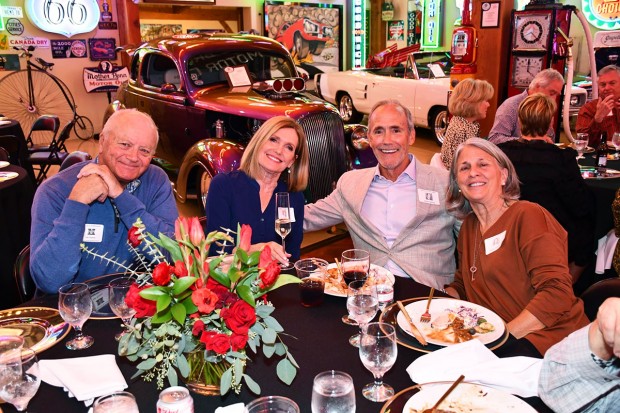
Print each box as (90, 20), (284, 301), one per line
(507, 309), (546, 339)
(250, 242), (291, 266)
(444, 286), (460, 299)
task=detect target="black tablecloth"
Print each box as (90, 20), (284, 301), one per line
(0, 165), (34, 310)
(0, 119), (35, 181)
(580, 157), (620, 239)
(10, 277), (553, 413)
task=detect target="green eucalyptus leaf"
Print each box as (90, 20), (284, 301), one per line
(156, 294), (172, 312)
(171, 302), (187, 325)
(263, 316), (283, 332)
(274, 342), (286, 356)
(236, 285), (255, 307)
(243, 374), (261, 395)
(276, 358), (297, 385)
(262, 327), (276, 344)
(255, 304), (274, 318)
(233, 359), (244, 385)
(139, 287), (167, 300)
(176, 354), (190, 377)
(287, 352), (300, 368)
(262, 343), (275, 358)
(172, 277), (197, 295)
(137, 358), (157, 370)
(220, 368), (233, 395)
(167, 366), (178, 386)
(130, 369), (145, 380)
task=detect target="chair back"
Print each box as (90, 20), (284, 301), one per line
(59, 151), (92, 171)
(580, 278), (620, 321)
(55, 119), (75, 152)
(0, 134), (36, 182)
(26, 115), (60, 147)
(13, 245), (35, 303)
(0, 146), (9, 162)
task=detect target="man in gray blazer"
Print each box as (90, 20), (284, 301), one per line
(304, 99), (458, 290)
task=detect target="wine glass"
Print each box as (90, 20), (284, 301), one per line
(58, 283), (94, 350)
(311, 370), (356, 413)
(612, 132), (620, 159)
(346, 280), (378, 347)
(93, 391), (139, 413)
(275, 192), (291, 265)
(341, 249), (370, 325)
(359, 322), (397, 402)
(0, 349), (41, 412)
(108, 277), (137, 341)
(574, 133), (589, 162)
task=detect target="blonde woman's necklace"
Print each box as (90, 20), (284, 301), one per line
(470, 226), (480, 281)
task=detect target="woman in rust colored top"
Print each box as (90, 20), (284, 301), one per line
(444, 138), (589, 356)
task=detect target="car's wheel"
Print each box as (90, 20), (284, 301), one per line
(430, 107), (449, 146)
(197, 168), (213, 214)
(338, 93), (363, 124)
(294, 32), (310, 60)
(310, 41), (325, 55)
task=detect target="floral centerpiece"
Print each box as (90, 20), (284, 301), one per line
(81, 217), (300, 395)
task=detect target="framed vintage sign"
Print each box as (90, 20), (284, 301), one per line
(88, 38), (117, 60)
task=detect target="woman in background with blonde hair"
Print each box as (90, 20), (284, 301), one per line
(205, 116), (309, 265)
(440, 78), (494, 169)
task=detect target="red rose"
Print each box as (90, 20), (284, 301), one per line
(191, 287), (219, 314)
(125, 283), (157, 318)
(192, 320), (205, 336)
(221, 300), (256, 334)
(238, 224), (252, 251)
(127, 226), (141, 247)
(174, 260), (188, 277)
(202, 332), (230, 355)
(259, 261), (280, 289)
(259, 245), (272, 269)
(205, 278), (237, 309)
(152, 263), (174, 286)
(230, 332), (248, 351)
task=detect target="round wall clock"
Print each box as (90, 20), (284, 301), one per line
(511, 55), (544, 88)
(513, 13), (551, 50)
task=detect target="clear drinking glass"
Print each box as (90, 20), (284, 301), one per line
(341, 249), (370, 325)
(58, 283), (94, 350)
(108, 277), (137, 341)
(0, 349), (41, 412)
(612, 132), (620, 159)
(245, 395), (300, 413)
(93, 391), (139, 413)
(359, 322), (398, 402)
(574, 133), (589, 161)
(346, 280), (378, 347)
(311, 370), (355, 413)
(275, 192), (291, 264)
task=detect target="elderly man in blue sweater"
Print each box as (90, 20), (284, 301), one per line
(30, 109), (178, 294)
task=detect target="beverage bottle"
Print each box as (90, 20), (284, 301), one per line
(596, 132), (609, 175)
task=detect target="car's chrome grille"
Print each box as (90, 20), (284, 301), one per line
(299, 112), (347, 203)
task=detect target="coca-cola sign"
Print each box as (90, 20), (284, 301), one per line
(25, 0), (100, 38)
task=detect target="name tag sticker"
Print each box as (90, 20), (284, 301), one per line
(289, 208), (296, 223)
(83, 224), (104, 243)
(484, 231), (506, 255)
(418, 189), (440, 205)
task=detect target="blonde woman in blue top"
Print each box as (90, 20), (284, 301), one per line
(206, 116), (309, 265)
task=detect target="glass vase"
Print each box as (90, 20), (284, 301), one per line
(185, 349), (231, 396)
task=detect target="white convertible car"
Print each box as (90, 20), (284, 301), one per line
(315, 52), (451, 145)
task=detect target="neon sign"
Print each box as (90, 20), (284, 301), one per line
(582, 0), (620, 30)
(422, 0), (442, 48)
(353, 0), (367, 68)
(25, 0), (100, 38)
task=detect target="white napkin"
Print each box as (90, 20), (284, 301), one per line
(39, 354), (127, 406)
(406, 339), (543, 398)
(215, 402), (245, 413)
(595, 229), (618, 274)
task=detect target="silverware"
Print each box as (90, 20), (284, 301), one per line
(396, 301), (427, 346)
(423, 374), (465, 413)
(419, 288), (434, 323)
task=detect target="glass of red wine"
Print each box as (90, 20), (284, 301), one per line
(340, 249), (370, 325)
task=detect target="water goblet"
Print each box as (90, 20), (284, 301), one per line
(311, 370), (356, 413)
(612, 132), (620, 159)
(0, 349), (41, 412)
(275, 192), (291, 267)
(93, 391), (139, 413)
(58, 282), (94, 350)
(108, 277), (137, 341)
(341, 249), (370, 325)
(245, 395), (300, 412)
(359, 322), (398, 402)
(346, 280), (378, 347)
(574, 133), (589, 162)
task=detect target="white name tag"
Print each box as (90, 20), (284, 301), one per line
(484, 231), (506, 255)
(83, 224), (104, 243)
(417, 189), (440, 205)
(277, 207), (296, 222)
(288, 208), (296, 223)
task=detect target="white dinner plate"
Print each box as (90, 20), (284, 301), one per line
(323, 263), (395, 297)
(0, 171), (18, 182)
(0, 161), (9, 169)
(403, 382), (536, 412)
(396, 298), (505, 346)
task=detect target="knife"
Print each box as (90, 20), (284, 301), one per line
(397, 300), (428, 346)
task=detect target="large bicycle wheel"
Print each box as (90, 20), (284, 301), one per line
(0, 70), (75, 135)
(73, 115), (94, 140)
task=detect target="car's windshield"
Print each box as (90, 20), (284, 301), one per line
(187, 50), (297, 87)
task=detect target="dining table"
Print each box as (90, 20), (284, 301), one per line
(0, 164), (34, 310)
(8, 275), (554, 413)
(579, 156), (620, 240)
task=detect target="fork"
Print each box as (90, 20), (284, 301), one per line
(419, 287), (435, 323)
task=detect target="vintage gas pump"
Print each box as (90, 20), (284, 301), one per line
(506, 0), (576, 138)
(449, 0), (477, 88)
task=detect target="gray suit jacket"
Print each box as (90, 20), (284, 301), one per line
(304, 159), (458, 289)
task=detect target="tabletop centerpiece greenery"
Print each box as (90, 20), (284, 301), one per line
(81, 217), (300, 395)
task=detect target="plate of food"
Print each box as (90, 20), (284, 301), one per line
(555, 142), (594, 153)
(396, 298), (505, 346)
(323, 263), (395, 297)
(399, 382), (536, 413)
(579, 166), (620, 179)
(0, 307), (70, 354)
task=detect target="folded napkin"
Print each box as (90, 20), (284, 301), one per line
(596, 229), (618, 274)
(215, 403), (245, 413)
(406, 339), (543, 398)
(39, 354), (127, 406)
